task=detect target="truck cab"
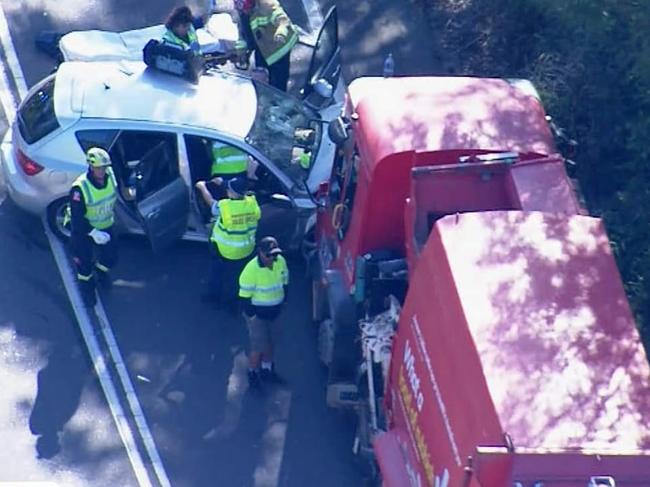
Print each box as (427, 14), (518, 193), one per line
(313, 75), (581, 395)
(313, 74), (650, 486)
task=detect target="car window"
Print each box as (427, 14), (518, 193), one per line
(76, 129), (119, 153)
(184, 134), (286, 199)
(308, 6), (338, 84)
(183, 134), (214, 184)
(17, 75), (60, 144)
(103, 130), (178, 202)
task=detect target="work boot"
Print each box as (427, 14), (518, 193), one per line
(77, 278), (96, 308)
(247, 369), (262, 389)
(81, 288), (97, 308)
(260, 367), (284, 384)
(96, 270), (113, 289)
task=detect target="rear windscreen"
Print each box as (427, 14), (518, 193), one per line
(17, 75), (59, 144)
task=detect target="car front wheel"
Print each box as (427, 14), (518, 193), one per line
(46, 197), (71, 242)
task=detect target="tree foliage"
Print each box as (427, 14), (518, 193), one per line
(425, 0), (650, 346)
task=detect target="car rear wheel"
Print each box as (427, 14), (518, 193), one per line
(46, 197), (71, 242)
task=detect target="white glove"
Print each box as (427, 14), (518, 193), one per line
(89, 228), (110, 245)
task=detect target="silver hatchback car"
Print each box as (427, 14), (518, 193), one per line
(1, 8), (342, 252)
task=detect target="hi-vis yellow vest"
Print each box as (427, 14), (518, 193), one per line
(162, 25), (201, 55)
(239, 255), (288, 306)
(211, 195), (261, 259)
(72, 168), (117, 230)
(248, 0), (298, 66)
(211, 143), (248, 176)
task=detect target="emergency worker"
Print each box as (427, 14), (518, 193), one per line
(205, 141), (250, 199)
(69, 147), (118, 307)
(162, 6), (202, 55)
(235, 0), (297, 91)
(239, 236), (288, 388)
(196, 177), (261, 309)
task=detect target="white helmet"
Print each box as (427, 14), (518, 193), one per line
(86, 147), (111, 167)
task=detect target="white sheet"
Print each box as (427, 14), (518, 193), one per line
(59, 13), (239, 62)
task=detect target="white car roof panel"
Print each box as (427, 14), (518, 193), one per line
(55, 61), (257, 138)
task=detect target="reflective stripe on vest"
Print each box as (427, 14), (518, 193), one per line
(264, 29), (297, 65)
(239, 255), (288, 306)
(248, 7), (298, 66)
(162, 26), (201, 54)
(211, 196), (260, 259)
(211, 144), (248, 176)
(73, 169), (117, 230)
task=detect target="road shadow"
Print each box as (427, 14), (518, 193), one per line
(29, 343), (90, 459)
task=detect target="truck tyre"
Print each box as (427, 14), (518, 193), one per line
(318, 318), (334, 366)
(312, 278), (328, 323)
(353, 402), (380, 485)
(46, 197), (71, 242)
(301, 225), (317, 266)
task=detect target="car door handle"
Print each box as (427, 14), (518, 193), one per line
(146, 208), (160, 219)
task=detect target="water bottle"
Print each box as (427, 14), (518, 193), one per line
(383, 53), (395, 78)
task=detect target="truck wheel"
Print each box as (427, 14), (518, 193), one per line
(46, 197), (71, 242)
(317, 318), (334, 367)
(312, 278), (327, 322)
(353, 403), (381, 484)
(301, 225), (317, 264)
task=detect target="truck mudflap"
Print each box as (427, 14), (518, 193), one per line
(373, 430), (413, 487)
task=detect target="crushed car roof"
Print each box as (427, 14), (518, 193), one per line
(54, 61), (257, 138)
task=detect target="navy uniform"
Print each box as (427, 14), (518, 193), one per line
(69, 147), (118, 307)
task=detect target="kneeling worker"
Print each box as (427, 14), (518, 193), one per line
(205, 141), (250, 200)
(162, 5), (202, 55)
(196, 177), (261, 309)
(239, 236), (289, 388)
(69, 147), (118, 307)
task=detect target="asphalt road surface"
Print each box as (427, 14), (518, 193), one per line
(0, 0), (436, 485)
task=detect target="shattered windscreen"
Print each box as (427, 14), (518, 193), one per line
(246, 80), (321, 185)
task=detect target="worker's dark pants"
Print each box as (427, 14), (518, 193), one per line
(70, 227), (117, 300)
(255, 50), (291, 92)
(207, 244), (249, 307)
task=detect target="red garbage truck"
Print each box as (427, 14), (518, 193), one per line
(310, 75), (650, 486)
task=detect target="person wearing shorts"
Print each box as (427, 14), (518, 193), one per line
(238, 236), (288, 387)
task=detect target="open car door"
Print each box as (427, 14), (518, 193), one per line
(134, 143), (189, 252)
(256, 194), (300, 252)
(302, 6), (341, 109)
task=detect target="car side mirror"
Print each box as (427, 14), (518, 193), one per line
(327, 116), (350, 146)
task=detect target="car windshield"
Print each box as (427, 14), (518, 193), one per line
(247, 80), (321, 186)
